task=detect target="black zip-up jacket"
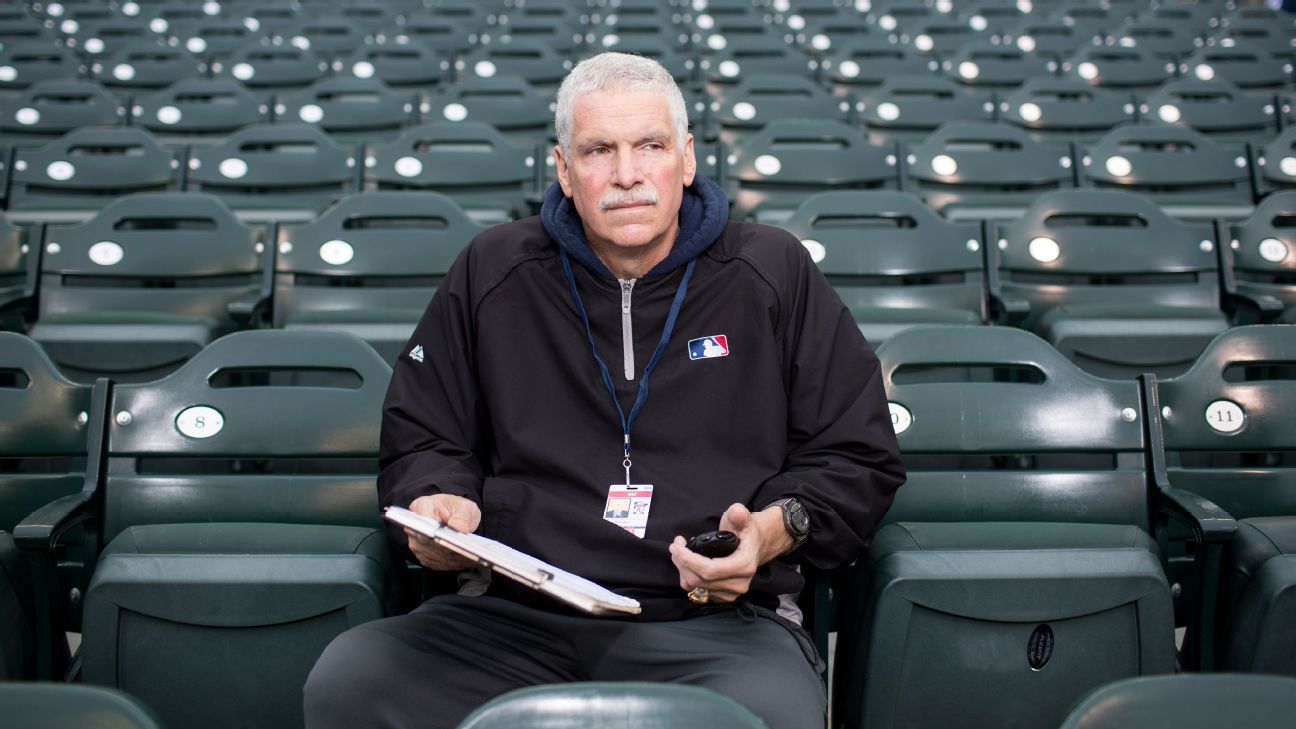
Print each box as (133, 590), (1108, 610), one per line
(379, 176), (905, 620)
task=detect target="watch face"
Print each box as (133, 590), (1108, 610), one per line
(786, 499), (809, 537)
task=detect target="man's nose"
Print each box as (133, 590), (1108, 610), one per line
(610, 149), (643, 187)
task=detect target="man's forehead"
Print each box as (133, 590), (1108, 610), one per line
(569, 87), (675, 138)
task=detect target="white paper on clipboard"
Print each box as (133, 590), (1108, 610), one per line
(384, 506), (642, 616)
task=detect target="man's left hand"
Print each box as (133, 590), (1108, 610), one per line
(669, 502), (795, 604)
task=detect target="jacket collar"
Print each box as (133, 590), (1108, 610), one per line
(540, 174), (729, 280)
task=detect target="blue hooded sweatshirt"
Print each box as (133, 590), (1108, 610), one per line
(538, 174), (731, 278)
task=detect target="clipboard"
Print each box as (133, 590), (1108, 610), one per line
(384, 506), (642, 616)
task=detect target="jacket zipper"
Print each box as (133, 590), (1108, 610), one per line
(619, 278), (635, 380)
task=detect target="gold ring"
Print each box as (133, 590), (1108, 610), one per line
(687, 587), (709, 604)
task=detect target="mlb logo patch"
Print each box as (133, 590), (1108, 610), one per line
(688, 335), (729, 360)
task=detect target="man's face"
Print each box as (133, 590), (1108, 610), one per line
(555, 87), (696, 261)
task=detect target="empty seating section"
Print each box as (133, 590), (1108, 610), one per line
(0, 0), (1293, 727)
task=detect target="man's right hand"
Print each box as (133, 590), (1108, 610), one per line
(405, 494), (482, 571)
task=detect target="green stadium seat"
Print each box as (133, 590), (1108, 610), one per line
(714, 74), (850, 147)
(0, 683), (166, 729)
(941, 40), (1055, 90)
(4, 330), (107, 679)
(6, 128), (185, 224)
(903, 121), (1076, 221)
(859, 75), (995, 145)
(1180, 45), (1292, 92)
(1251, 128), (1296, 199)
(1000, 78), (1137, 145)
(164, 16), (268, 61)
(823, 38), (936, 94)
(275, 77), (417, 144)
(729, 119), (899, 223)
(131, 78), (270, 148)
(420, 76), (554, 148)
(704, 36), (814, 88)
(272, 191), (485, 362)
(87, 41), (204, 97)
(279, 14), (367, 61)
(0, 214), (31, 330)
(340, 40), (451, 89)
(0, 530), (36, 680)
(1220, 192), (1296, 324)
(1063, 47), (1176, 91)
(1207, 19), (1296, 59)
(0, 80), (126, 149)
(1058, 674), (1296, 729)
(899, 18), (977, 58)
(776, 190), (985, 345)
(457, 38), (572, 91)
(365, 121), (538, 225)
(833, 325), (1200, 729)
(1152, 324), (1296, 674)
(0, 41), (81, 94)
(456, 683), (770, 729)
(1106, 17), (1203, 60)
(385, 15), (478, 58)
(27, 193), (269, 383)
(19, 329), (402, 729)
(212, 41), (330, 97)
(997, 18), (1092, 60)
(989, 189), (1229, 379)
(1137, 78), (1279, 144)
(1077, 123), (1254, 221)
(186, 122), (361, 222)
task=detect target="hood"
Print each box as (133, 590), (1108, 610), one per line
(540, 174), (730, 279)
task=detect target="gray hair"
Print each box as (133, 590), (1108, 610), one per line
(554, 52), (689, 158)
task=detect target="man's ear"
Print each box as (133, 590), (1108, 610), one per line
(682, 133), (696, 187)
(554, 144), (573, 198)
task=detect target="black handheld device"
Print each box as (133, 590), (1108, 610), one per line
(686, 530), (739, 558)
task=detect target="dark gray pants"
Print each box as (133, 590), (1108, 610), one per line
(303, 594), (826, 729)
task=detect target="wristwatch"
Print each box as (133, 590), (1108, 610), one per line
(768, 497), (810, 551)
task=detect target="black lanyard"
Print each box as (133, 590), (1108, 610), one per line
(558, 247), (695, 484)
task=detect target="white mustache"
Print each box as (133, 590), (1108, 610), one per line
(599, 187), (658, 209)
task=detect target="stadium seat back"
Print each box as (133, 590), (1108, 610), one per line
(860, 75), (994, 144)
(1000, 78), (1136, 143)
(365, 121), (535, 224)
(1060, 674), (1296, 729)
(1182, 45), (1291, 91)
(341, 40), (450, 88)
(730, 119), (898, 223)
(456, 683), (770, 729)
(273, 191), (485, 361)
(132, 78), (269, 145)
(8, 127), (183, 218)
(1, 683), (166, 729)
(904, 121), (1075, 220)
(421, 76), (553, 146)
(1225, 193), (1296, 323)
(778, 191), (985, 344)
(99, 329), (390, 543)
(993, 189), (1228, 377)
(187, 122), (359, 217)
(276, 77), (415, 142)
(1140, 78), (1278, 142)
(29, 192), (266, 382)
(0, 80), (125, 148)
(941, 40), (1054, 89)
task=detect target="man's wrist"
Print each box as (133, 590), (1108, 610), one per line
(754, 507), (795, 565)
(764, 497), (810, 554)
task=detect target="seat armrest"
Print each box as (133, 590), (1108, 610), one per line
(13, 491), (95, 552)
(1159, 486), (1237, 545)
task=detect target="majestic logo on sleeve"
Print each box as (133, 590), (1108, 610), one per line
(687, 335), (729, 360)
(409, 344), (425, 363)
